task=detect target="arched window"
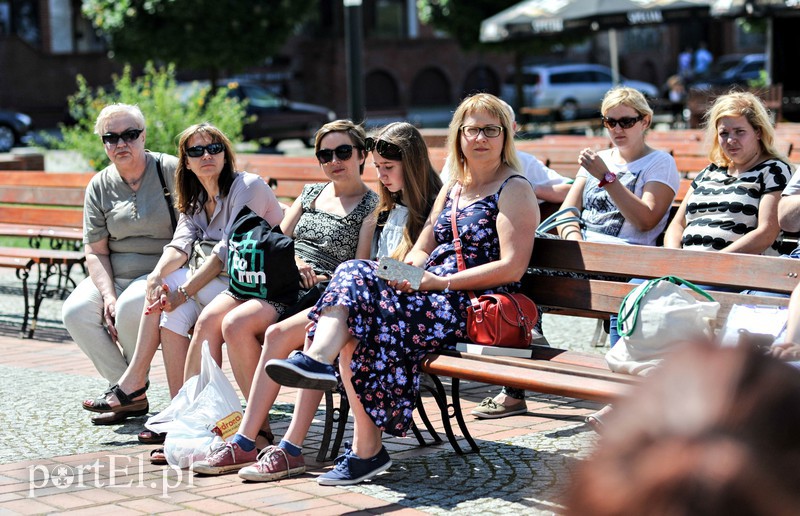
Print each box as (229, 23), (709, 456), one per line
(462, 66), (500, 97)
(365, 70), (400, 110)
(411, 68), (450, 107)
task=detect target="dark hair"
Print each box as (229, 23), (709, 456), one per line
(370, 122), (443, 259)
(565, 343), (800, 516)
(174, 122), (237, 214)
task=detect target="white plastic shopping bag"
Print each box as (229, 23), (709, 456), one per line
(145, 341), (243, 468)
(606, 276), (720, 376)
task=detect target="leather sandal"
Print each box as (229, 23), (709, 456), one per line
(256, 429), (275, 451)
(83, 381), (149, 413)
(86, 384), (150, 426)
(138, 429), (167, 445)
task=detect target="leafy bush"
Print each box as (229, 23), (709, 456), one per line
(54, 62), (248, 171)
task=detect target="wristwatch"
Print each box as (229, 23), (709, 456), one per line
(598, 172), (617, 188)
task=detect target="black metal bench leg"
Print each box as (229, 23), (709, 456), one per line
(423, 373), (479, 454)
(317, 390), (349, 462)
(415, 380), (444, 446)
(15, 267), (31, 339)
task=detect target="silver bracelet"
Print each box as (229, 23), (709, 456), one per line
(177, 285), (190, 302)
(443, 279), (451, 293)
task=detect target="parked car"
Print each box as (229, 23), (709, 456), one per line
(689, 53), (766, 90)
(178, 80), (336, 147)
(501, 63), (660, 121)
(0, 110), (32, 152)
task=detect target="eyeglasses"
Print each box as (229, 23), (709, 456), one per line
(316, 144), (358, 164)
(365, 137), (403, 160)
(186, 143), (225, 158)
(101, 129), (143, 146)
(601, 115), (644, 129)
(461, 125), (503, 138)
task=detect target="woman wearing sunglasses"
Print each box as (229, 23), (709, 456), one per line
(81, 124), (283, 442)
(64, 103), (179, 416)
(556, 86), (679, 244)
(191, 121), (442, 479)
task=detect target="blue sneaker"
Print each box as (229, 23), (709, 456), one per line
(317, 443), (392, 486)
(265, 351), (337, 391)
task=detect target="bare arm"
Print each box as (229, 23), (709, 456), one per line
(85, 238), (119, 340)
(406, 185), (449, 267)
(557, 178), (586, 241)
(534, 182), (571, 204)
(778, 194), (800, 233)
(663, 189), (692, 248)
(722, 191), (782, 254)
(355, 211), (377, 260)
(160, 253), (223, 312)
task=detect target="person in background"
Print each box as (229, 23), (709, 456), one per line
(188, 119), (378, 473)
(694, 41), (713, 76)
(441, 100), (571, 205)
(265, 93), (538, 486)
(63, 103), (178, 410)
(565, 343), (800, 515)
(678, 46), (694, 79)
(664, 91), (792, 256)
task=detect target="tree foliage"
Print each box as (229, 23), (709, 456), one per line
(417, 0), (521, 51)
(55, 63), (248, 171)
(81, 0), (315, 80)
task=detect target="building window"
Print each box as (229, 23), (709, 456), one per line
(371, 0), (405, 39)
(463, 66), (500, 97)
(411, 68), (450, 107)
(11, 0), (40, 47)
(366, 70), (400, 110)
(0, 1), (9, 36)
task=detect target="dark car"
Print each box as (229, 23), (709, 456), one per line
(229, 81), (336, 147)
(689, 54), (766, 90)
(0, 109), (32, 152)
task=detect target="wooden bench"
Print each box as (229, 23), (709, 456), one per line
(415, 238), (799, 453)
(0, 171), (90, 337)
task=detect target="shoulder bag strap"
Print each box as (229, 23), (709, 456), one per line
(536, 206), (583, 236)
(153, 152), (177, 231)
(449, 184), (482, 314)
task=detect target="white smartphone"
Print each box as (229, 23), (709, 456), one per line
(375, 257), (424, 290)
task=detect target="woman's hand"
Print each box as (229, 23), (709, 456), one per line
(145, 272), (166, 303)
(101, 294), (118, 341)
(156, 284), (188, 313)
(578, 147), (610, 181)
(388, 271), (444, 294)
(295, 257), (318, 289)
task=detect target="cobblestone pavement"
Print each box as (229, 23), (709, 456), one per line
(0, 266), (606, 514)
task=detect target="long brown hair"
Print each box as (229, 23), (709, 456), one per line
(371, 122), (443, 259)
(174, 122), (237, 215)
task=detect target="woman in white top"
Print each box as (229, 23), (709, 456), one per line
(557, 87), (679, 244)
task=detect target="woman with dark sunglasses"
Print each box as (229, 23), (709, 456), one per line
(63, 103), (179, 419)
(556, 86), (679, 244)
(81, 124), (283, 448)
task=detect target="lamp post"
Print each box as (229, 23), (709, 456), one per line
(344, 0), (364, 123)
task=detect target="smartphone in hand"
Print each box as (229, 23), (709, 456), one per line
(375, 257), (424, 290)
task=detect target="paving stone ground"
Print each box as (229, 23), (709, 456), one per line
(0, 265), (606, 515)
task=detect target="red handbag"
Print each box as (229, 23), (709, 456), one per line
(450, 184), (539, 349)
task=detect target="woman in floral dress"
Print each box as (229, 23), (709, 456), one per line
(266, 93), (539, 486)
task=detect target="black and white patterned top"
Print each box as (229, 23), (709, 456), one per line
(682, 158), (792, 254)
(293, 182), (378, 275)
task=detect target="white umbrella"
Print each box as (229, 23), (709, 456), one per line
(481, 0), (712, 84)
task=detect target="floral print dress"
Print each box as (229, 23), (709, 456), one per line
(308, 176), (525, 436)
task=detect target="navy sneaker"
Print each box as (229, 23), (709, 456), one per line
(317, 443), (392, 486)
(265, 351), (337, 391)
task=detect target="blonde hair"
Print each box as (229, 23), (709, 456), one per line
(703, 91), (788, 167)
(445, 93), (521, 186)
(601, 86), (654, 120)
(94, 104), (145, 135)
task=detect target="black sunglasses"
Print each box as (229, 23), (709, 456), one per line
(365, 137), (403, 161)
(601, 115), (644, 129)
(186, 142), (225, 158)
(102, 129), (143, 145)
(316, 144), (359, 164)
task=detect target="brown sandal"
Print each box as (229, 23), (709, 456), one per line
(150, 448), (167, 466)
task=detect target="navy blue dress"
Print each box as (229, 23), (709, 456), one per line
(308, 177), (524, 436)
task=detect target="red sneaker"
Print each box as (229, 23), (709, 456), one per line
(238, 445), (306, 482)
(192, 442), (257, 475)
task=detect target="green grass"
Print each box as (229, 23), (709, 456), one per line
(0, 236), (39, 248)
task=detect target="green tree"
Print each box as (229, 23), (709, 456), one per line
(55, 63), (248, 171)
(81, 0), (315, 84)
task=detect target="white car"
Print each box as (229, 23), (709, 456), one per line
(501, 63), (659, 121)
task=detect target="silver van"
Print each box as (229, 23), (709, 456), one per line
(501, 63), (659, 121)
